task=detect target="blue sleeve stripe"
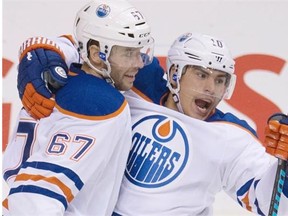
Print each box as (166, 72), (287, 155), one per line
(9, 185), (68, 210)
(236, 178), (254, 196)
(3, 169), (20, 182)
(3, 121), (37, 181)
(21, 161), (83, 190)
(253, 198), (265, 215)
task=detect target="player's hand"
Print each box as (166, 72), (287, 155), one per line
(18, 38), (68, 119)
(264, 113), (288, 161)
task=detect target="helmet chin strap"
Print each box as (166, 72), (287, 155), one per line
(82, 54), (115, 87)
(172, 92), (185, 114)
(166, 81), (184, 114)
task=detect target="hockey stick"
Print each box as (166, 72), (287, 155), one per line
(268, 114), (288, 216)
(268, 159), (287, 216)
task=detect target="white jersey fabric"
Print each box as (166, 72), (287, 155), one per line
(3, 68), (132, 216)
(113, 91), (288, 216)
(3, 36), (287, 215)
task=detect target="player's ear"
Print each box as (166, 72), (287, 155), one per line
(88, 45), (103, 64)
(168, 64), (178, 88)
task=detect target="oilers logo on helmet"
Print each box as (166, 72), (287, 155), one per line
(178, 33), (192, 42)
(96, 4), (111, 17)
(125, 114), (189, 188)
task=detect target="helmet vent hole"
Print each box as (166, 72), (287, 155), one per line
(209, 62), (212, 65)
(78, 42), (83, 50)
(75, 18), (80, 26)
(223, 65), (226, 68)
(185, 52), (201, 61)
(128, 33), (134, 38)
(84, 6), (90, 12)
(136, 22), (146, 26)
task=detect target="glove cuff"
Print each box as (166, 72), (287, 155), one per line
(19, 36), (65, 61)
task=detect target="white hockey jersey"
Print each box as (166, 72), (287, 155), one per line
(113, 91), (288, 216)
(3, 66), (132, 216)
(3, 35), (287, 215)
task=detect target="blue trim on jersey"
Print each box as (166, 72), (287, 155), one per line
(253, 180), (265, 215)
(206, 109), (258, 137)
(3, 120), (37, 181)
(56, 63), (125, 116)
(134, 57), (168, 105)
(254, 198), (265, 216)
(22, 161), (83, 190)
(3, 169), (19, 182)
(236, 177), (254, 206)
(9, 185), (68, 210)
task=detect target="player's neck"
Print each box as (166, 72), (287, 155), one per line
(164, 93), (179, 112)
(81, 63), (103, 79)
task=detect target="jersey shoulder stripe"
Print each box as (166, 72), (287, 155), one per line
(207, 109), (257, 137)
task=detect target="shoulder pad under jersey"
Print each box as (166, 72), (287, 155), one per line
(207, 109), (258, 137)
(55, 73), (126, 118)
(132, 57), (168, 105)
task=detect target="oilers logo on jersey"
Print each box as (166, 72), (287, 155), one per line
(125, 114), (190, 188)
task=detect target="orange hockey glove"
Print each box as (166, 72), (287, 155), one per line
(264, 113), (288, 161)
(22, 83), (56, 119)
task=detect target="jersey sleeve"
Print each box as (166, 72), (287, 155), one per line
(2, 109), (39, 187)
(220, 125), (288, 215)
(5, 74), (132, 215)
(54, 35), (81, 67)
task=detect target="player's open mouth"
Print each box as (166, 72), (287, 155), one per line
(195, 99), (212, 113)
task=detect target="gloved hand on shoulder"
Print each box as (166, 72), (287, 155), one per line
(18, 37), (68, 119)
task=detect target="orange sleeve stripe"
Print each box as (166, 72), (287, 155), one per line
(59, 34), (76, 45)
(131, 87), (153, 102)
(241, 191), (252, 212)
(15, 173), (74, 202)
(68, 71), (79, 76)
(2, 198), (8, 210)
(55, 99), (128, 120)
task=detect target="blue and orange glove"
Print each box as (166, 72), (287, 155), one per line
(264, 113), (288, 161)
(17, 37), (68, 119)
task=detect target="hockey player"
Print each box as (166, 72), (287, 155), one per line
(6, 28), (288, 214)
(2, 0), (154, 215)
(129, 34), (258, 137)
(113, 33), (288, 215)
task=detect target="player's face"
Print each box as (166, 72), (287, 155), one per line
(179, 66), (229, 120)
(109, 45), (144, 91)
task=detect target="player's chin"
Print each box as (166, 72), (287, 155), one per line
(118, 82), (134, 91)
(188, 104), (210, 120)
